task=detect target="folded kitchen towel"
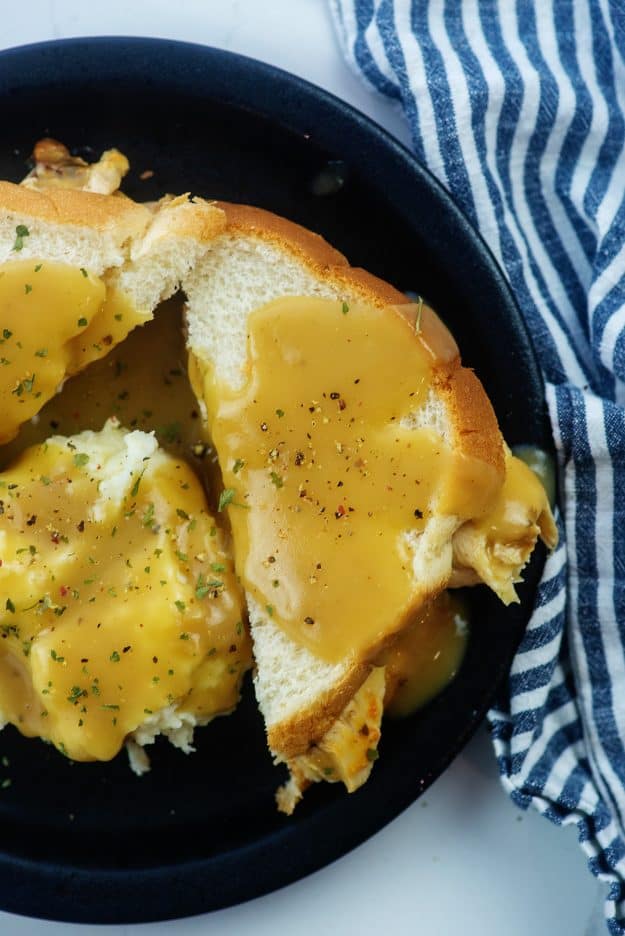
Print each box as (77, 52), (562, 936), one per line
(330, 2), (625, 932)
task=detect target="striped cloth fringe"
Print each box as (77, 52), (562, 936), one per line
(330, 2), (625, 932)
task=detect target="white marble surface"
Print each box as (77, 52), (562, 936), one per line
(0, 2), (603, 934)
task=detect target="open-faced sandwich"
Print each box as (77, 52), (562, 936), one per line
(0, 142), (556, 811)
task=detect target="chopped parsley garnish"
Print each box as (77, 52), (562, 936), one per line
(24, 283), (32, 295)
(5, 598), (15, 614)
(130, 470), (144, 498)
(12, 375), (35, 397)
(67, 686), (87, 705)
(77, 317), (88, 328)
(270, 471), (284, 489)
(35, 348), (48, 358)
(275, 408), (285, 418)
(110, 651), (121, 662)
(2, 329), (11, 340)
(366, 747), (379, 762)
(80, 267), (88, 278)
(13, 224), (29, 251)
(176, 508), (189, 521)
(142, 503), (155, 528)
(232, 458), (245, 474)
(210, 562), (225, 573)
(195, 573), (222, 599)
(73, 452), (89, 468)
(341, 301), (349, 315)
(218, 488), (235, 511)
(266, 604), (274, 617)
(174, 600), (186, 613)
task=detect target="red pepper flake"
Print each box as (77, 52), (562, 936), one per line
(26, 515), (36, 526)
(77, 520), (85, 532)
(60, 585), (68, 597)
(338, 398), (346, 411)
(102, 335), (113, 347)
(51, 532), (60, 544)
(335, 504), (347, 519)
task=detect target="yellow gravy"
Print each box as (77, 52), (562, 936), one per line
(0, 425), (249, 762)
(1, 293), (211, 480)
(0, 260), (149, 444)
(381, 591), (469, 717)
(199, 295), (504, 665)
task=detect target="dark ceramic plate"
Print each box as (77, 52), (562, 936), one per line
(0, 37), (551, 925)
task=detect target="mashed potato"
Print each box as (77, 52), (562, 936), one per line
(0, 418), (250, 767)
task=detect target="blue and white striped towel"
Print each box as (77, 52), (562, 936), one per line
(330, 2), (625, 932)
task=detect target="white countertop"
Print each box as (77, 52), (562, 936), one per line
(0, 2), (603, 934)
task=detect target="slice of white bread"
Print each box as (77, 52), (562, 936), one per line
(0, 150), (226, 441)
(182, 203), (557, 810)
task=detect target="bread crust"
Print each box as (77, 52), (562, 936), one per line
(149, 195), (226, 242)
(0, 180), (151, 233)
(266, 663), (372, 761)
(209, 202), (507, 761)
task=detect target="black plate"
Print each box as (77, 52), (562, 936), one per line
(0, 37), (552, 925)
